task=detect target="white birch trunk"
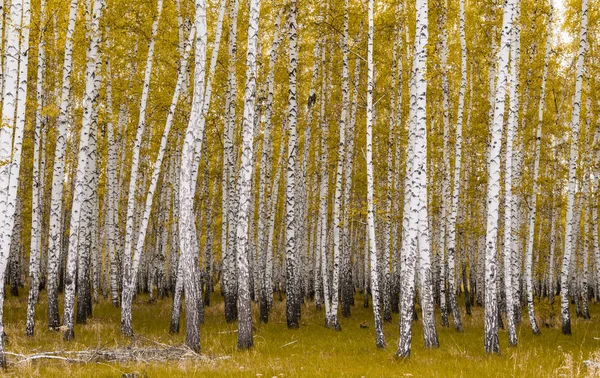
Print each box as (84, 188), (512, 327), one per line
(0, 0), (29, 364)
(524, 0), (554, 335)
(46, 0), (79, 331)
(285, 0), (301, 330)
(120, 0), (164, 337)
(235, 0), (261, 349)
(445, 0), (466, 333)
(179, 0), (207, 352)
(561, 0), (587, 335)
(366, 0), (385, 349)
(25, 0), (47, 337)
(484, 0), (516, 354)
(62, 0), (104, 340)
(502, 4), (520, 344)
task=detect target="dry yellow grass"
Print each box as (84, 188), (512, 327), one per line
(2, 290), (600, 377)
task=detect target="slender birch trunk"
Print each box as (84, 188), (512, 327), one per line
(285, 0), (301, 330)
(121, 0), (164, 337)
(561, 0), (587, 335)
(26, 0), (47, 337)
(46, 0), (79, 331)
(484, 0), (516, 354)
(235, 0), (261, 349)
(223, 0), (240, 323)
(413, 0), (438, 349)
(179, 0), (207, 353)
(438, 0), (450, 328)
(502, 2), (520, 344)
(258, 7), (284, 323)
(62, 0), (104, 340)
(366, 0), (385, 349)
(0, 0), (30, 364)
(329, 0), (350, 330)
(445, 0), (466, 333)
(524, 0), (554, 336)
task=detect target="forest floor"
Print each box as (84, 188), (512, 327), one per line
(2, 290), (600, 377)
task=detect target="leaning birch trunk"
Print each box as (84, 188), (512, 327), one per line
(26, 0), (47, 337)
(235, 0), (261, 350)
(120, 0), (164, 337)
(126, 25), (195, 337)
(524, 0), (553, 336)
(62, 0), (104, 341)
(190, 0), (227, 191)
(561, 0), (587, 336)
(366, 0), (385, 349)
(502, 5), (520, 345)
(484, 0), (516, 354)
(445, 0), (466, 333)
(179, 0), (207, 353)
(0, 0), (29, 365)
(285, 0), (301, 330)
(46, 0), (79, 331)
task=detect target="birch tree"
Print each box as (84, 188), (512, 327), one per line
(46, 0), (79, 331)
(0, 0), (29, 365)
(62, 0), (104, 340)
(560, 0), (587, 336)
(285, 0), (301, 329)
(524, 0), (554, 336)
(502, 0), (520, 345)
(484, 0), (516, 354)
(234, 0), (262, 349)
(179, 0), (207, 353)
(445, 0), (466, 333)
(121, 0), (164, 337)
(366, 0), (385, 349)
(25, 0), (47, 337)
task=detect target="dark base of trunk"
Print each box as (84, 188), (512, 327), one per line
(203, 286), (211, 307)
(237, 336), (254, 350)
(169, 318), (180, 334)
(185, 335), (200, 354)
(562, 318), (572, 335)
(286, 301), (299, 329)
(260, 294), (269, 323)
(48, 298), (60, 330)
(391, 288), (400, 313)
(498, 308), (505, 330)
(121, 323), (134, 338)
(10, 283), (18, 297)
(325, 317), (341, 331)
(484, 334), (500, 354)
(63, 327), (75, 341)
(224, 293), (238, 323)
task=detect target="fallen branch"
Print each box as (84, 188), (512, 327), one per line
(5, 346), (231, 366)
(280, 340), (298, 348)
(217, 329), (239, 334)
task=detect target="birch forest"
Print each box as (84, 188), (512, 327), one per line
(1, 0), (600, 375)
